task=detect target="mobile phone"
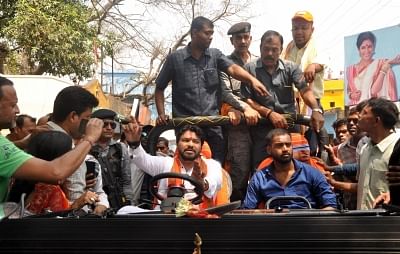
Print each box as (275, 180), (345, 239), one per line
(85, 160), (97, 180)
(79, 119), (89, 136)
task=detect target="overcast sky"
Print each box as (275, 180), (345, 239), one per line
(110, 0), (400, 78)
(211, 0), (400, 77)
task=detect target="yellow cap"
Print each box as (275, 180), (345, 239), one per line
(292, 11), (313, 22)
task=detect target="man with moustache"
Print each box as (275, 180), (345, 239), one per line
(0, 77), (103, 204)
(283, 11), (326, 155)
(242, 128), (336, 209)
(283, 11), (325, 106)
(155, 16), (268, 164)
(124, 121), (223, 209)
(221, 22), (260, 201)
(241, 30), (324, 168)
(89, 109), (136, 209)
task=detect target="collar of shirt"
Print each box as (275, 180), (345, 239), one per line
(183, 42), (211, 60)
(262, 159), (303, 180)
(180, 164), (193, 176)
(47, 121), (67, 134)
(229, 50), (254, 66)
(373, 132), (400, 153)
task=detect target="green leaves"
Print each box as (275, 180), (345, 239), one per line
(1, 0), (97, 78)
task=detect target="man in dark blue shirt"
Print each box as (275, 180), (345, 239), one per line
(155, 16), (268, 163)
(243, 128), (336, 209)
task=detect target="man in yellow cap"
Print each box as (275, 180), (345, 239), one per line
(283, 10), (326, 156)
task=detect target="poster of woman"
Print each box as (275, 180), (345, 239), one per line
(344, 25), (400, 106)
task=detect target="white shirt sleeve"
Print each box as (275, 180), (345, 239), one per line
(130, 144), (173, 176)
(203, 159), (223, 198)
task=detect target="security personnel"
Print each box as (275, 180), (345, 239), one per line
(90, 109), (135, 209)
(221, 22), (259, 201)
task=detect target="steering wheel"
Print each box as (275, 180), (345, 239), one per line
(149, 172), (204, 205)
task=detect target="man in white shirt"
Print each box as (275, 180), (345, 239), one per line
(327, 98), (400, 209)
(47, 86), (109, 215)
(123, 121), (222, 208)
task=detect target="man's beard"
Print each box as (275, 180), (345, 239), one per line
(179, 148), (200, 161)
(273, 152), (292, 164)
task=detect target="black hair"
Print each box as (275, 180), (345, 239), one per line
(157, 137), (169, 146)
(354, 99), (368, 114)
(176, 125), (204, 145)
(15, 114), (36, 128)
(190, 16), (213, 36)
(0, 76), (14, 99)
(260, 30), (284, 49)
(52, 86), (98, 123)
(356, 31), (376, 49)
(332, 118), (347, 130)
(366, 97), (399, 129)
(27, 131), (72, 161)
(265, 128), (291, 146)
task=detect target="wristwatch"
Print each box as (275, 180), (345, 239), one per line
(312, 108), (324, 115)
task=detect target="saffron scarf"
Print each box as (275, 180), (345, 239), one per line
(169, 154), (214, 209)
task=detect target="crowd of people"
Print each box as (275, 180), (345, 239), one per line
(1, 10), (400, 217)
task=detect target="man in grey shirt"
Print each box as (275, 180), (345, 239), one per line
(241, 30), (324, 168)
(48, 86), (109, 215)
(155, 16), (268, 164)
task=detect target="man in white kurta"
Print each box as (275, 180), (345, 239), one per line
(125, 123), (222, 207)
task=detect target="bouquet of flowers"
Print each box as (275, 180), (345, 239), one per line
(175, 199), (219, 218)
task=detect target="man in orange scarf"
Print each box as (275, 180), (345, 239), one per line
(123, 120), (223, 209)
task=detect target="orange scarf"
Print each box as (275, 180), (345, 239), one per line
(169, 154), (214, 209)
(257, 156), (325, 173)
(27, 183), (70, 214)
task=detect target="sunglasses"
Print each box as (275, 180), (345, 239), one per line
(103, 121), (117, 129)
(347, 118), (358, 124)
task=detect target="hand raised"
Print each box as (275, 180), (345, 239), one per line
(121, 116), (142, 143)
(84, 118), (104, 144)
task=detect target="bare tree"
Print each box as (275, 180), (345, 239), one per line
(89, 0), (253, 106)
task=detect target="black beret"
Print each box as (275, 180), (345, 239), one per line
(91, 109), (116, 120)
(227, 22), (251, 35)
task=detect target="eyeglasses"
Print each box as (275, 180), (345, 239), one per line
(103, 121), (116, 129)
(347, 118), (358, 124)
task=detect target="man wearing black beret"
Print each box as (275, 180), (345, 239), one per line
(90, 109), (142, 209)
(222, 22), (260, 202)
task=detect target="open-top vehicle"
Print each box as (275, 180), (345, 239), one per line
(1, 116), (400, 254)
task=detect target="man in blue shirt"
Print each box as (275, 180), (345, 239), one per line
(243, 128), (336, 209)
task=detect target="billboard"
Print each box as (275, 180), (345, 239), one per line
(344, 25), (400, 106)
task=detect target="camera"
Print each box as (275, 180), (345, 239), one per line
(115, 115), (130, 125)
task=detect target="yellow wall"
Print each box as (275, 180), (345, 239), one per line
(320, 79), (345, 110)
(83, 79), (132, 116)
(83, 79), (110, 108)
